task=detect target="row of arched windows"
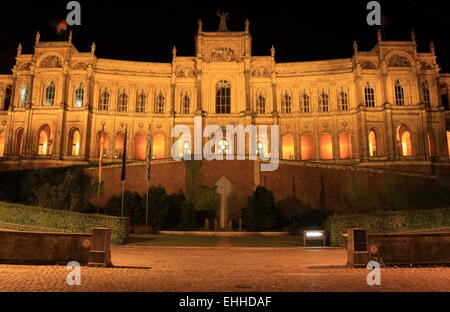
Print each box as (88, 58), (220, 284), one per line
(281, 133), (353, 160)
(278, 87), (348, 113)
(1, 126), (449, 160)
(11, 79), (435, 110)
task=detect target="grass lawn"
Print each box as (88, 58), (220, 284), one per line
(229, 235), (304, 247)
(126, 234), (219, 246)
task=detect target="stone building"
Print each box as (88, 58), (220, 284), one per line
(0, 17), (450, 170)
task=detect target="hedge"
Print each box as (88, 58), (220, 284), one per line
(0, 201), (129, 244)
(325, 207), (450, 247)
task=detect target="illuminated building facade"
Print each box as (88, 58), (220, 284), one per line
(0, 18), (450, 169)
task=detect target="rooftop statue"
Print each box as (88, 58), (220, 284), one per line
(217, 11), (229, 32)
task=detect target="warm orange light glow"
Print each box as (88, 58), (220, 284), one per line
(319, 133), (333, 160)
(134, 134), (146, 160)
(401, 131), (412, 156)
(38, 125), (51, 155)
(153, 134), (165, 159)
(447, 131), (450, 158)
(339, 132), (352, 159)
(282, 135), (295, 160)
(368, 130), (377, 157)
(300, 134), (314, 160)
(115, 133), (125, 158)
(71, 129), (81, 156)
(0, 131), (5, 158)
(396, 125), (413, 157)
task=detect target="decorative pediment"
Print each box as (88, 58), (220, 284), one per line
(420, 62), (433, 70)
(19, 63), (31, 71)
(40, 55), (62, 68)
(388, 55), (411, 67)
(361, 61), (376, 69)
(251, 67), (269, 77)
(176, 67), (195, 78)
(210, 47), (235, 62)
(73, 62), (88, 70)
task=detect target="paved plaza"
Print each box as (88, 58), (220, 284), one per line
(0, 246), (449, 292)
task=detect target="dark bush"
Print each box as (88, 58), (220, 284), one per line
(241, 186), (279, 231)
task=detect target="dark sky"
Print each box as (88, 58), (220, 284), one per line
(0, 0), (449, 74)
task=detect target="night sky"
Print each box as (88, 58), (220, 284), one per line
(0, 0), (449, 74)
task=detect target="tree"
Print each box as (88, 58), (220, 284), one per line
(104, 191), (143, 223)
(34, 170), (96, 212)
(241, 186), (279, 231)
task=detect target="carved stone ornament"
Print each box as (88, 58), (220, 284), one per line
(73, 62), (88, 70)
(210, 47), (235, 62)
(388, 55), (411, 67)
(40, 56), (62, 68)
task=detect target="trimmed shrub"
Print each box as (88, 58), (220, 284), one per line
(0, 201), (129, 244)
(325, 207), (450, 247)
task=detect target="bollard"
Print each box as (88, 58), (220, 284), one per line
(88, 228), (112, 267)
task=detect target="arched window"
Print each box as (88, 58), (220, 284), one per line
(99, 88), (110, 111)
(38, 125), (51, 155)
(441, 84), (449, 110)
(0, 131), (5, 158)
(155, 91), (165, 114)
(447, 131), (450, 158)
(319, 88), (329, 112)
(74, 83), (84, 108)
(256, 141), (264, 157)
(217, 139), (230, 155)
(364, 83), (375, 107)
(281, 134), (295, 160)
(181, 92), (190, 114)
(117, 89), (128, 112)
(319, 133), (333, 160)
(15, 128), (24, 155)
(20, 85), (29, 107)
(396, 125), (412, 156)
(281, 90), (292, 113)
(136, 90), (147, 113)
(395, 80), (405, 106)
(339, 132), (352, 159)
(115, 132), (125, 158)
(338, 87), (349, 111)
(69, 129), (81, 156)
(216, 80), (231, 114)
(256, 91), (266, 114)
(300, 134), (314, 160)
(422, 82), (431, 107)
(300, 90), (310, 113)
(368, 130), (377, 157)
(134, 133), (146, 160)
(44, 81), (56, 106)
(152, 133), (165, 159)
(3, 86), (12, 111)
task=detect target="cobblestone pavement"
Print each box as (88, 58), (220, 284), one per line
(0, 246), (449, 292)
